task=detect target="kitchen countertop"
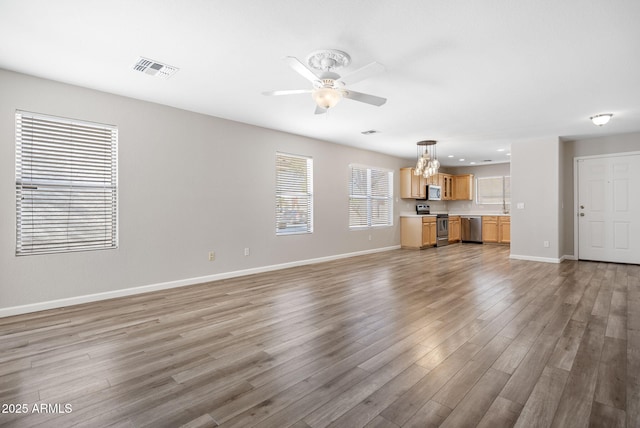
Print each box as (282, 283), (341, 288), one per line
(400, 212), (510, 217)
(449, 213), (511, 217)
(400, 213), (437, 218)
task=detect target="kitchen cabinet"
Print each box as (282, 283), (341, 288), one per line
(448, 216), (461, 242)
(482, 216), (498, 243)
(401, 216), (436, 249)
(453, 174), (474, 201)
(400, 168), (426, 199)
(435, 173), (454, 200)
(498, 216), (511, 244)
(482, 215), (510, 244)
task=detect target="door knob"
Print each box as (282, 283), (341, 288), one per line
(580, 205), (584, 209)
(579, 213), (585, 217)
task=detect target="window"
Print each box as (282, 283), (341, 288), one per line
(275, 152), (313, 235)
(476, 176), (510, 205)
(15, 111), (118, 255)
(349, 165), (393, 228)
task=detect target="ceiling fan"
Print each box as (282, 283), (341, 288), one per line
(262, 49), (387, 114)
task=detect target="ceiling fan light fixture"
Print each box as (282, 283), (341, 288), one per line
(312, 87), (341, 109)
(590, 113), (613, 126)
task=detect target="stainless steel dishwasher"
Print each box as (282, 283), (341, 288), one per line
(461, 216), (482, 243)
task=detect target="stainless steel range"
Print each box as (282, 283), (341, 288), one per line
(436, 214), (449, 247)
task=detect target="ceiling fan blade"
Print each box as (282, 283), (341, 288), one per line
(340, 62), (386, 85)
(285, 56), (319, 83)
(314, 105), (326, 115)
(262, 89), (312, 96)
(343, 90), (387, 107)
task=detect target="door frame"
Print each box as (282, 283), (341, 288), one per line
(573, 150), (640, 261)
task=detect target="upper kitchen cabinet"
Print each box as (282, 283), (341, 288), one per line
(400, 168), (426, 199)
(453, 174), (474, 201)
(435, 173), (454, 200)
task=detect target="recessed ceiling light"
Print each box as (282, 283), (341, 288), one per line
(470, 162), (476, 165)
(507, 153), (511, 156)
(459, 158), (465, 162)
(448, 155), (454, 158)
(497, 149), (505, 152)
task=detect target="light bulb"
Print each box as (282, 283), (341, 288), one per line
(312, 88), (341, 109)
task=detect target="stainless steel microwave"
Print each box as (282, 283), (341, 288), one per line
(426, 185), (441, 201)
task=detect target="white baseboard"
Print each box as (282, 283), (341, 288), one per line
(509, 254), (564, 264)
(561, 254), (577, 261)
(0, 245), (400, 318)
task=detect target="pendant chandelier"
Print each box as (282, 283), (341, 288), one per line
(414, 140), (440, 178)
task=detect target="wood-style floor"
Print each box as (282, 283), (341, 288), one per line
(1, 244), (638, 427)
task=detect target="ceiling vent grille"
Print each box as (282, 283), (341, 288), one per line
(133, 57), (179, 79)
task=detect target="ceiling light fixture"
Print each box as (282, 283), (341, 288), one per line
(414, 140), (439, 179)
(312, 86), (342, 109)
(590, 113), (613, 126)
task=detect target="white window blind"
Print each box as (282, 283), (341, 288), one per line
(349, 165), (393, 228)
(15, 111), (118, 255)
(276, 152), (313, 235)
(476, 176), (511, 205)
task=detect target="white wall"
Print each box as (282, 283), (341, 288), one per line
(561, 132), (640, 257)
(0, 69), (407, 314)
(510, 137), (562, 262)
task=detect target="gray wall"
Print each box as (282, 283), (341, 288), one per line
(445, 163), (511, 214)
(561, 132), (640, 257)
(510, 137), (561, 261)
(0, 69), (407, 312)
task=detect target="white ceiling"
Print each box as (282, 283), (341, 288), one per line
(1, 0), (639, 166)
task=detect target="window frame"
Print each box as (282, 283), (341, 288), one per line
(275, 151), (314, 236)
(349, 164), (394, 229)
(15, 111), (118, 256)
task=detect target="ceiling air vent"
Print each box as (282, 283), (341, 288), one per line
(133, 57), (179, 79)
(361, 130), (379, 135)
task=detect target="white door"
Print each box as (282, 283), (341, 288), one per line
(577, 154), (640, 264)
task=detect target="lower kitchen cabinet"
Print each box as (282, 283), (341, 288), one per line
(498, 216), (511, 244)
(401, 216), (436, 249)
(482, 216), (510, 244)
(449, 216), (461, 242)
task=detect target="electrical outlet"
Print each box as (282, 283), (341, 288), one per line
(208, 251), (215, 261)
(368, 234), (372, 241)
(543, 241), (550, 248)
(244, 248), (250, 256)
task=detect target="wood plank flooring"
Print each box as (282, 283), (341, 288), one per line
(1, 244), (639, 427)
